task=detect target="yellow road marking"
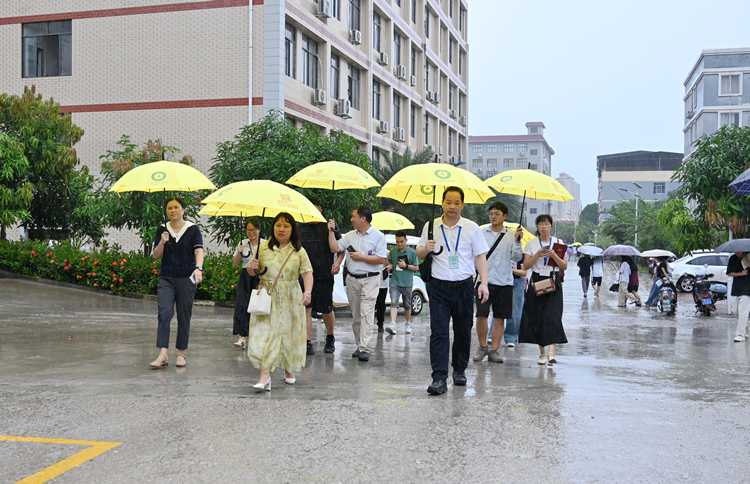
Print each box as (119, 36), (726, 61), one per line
(0, 435), (121, 484)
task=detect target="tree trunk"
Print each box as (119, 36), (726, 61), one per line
(0, 226), (6, 241)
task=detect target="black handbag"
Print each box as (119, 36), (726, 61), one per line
(419, 255), (434, 283)
(609, 282), (619, 292)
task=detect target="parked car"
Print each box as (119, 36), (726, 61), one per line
(332, 234), (429, 315)
(669, 250), (730, 292)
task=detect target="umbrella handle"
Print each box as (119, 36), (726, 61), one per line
(256, 267), (268, 276)
(433, 247), (443, 256)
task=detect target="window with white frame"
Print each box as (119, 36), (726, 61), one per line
(487, 144), (498, 153)
(504, 144), (514, 152)
(348, 63), (360, 109)
(330, 54), (340, 99)
(503, 158), (513, 167)
(517, 143), (528, 152)
(22, 21), (72, 78)
(529, 126), (539, 134)
(720, 112), (740, 128)
(517, 158), (527, 167)
(473, 159), (483, 168)
(393, 93), (401, 128)
(458, 50), (463, 75)
(448, 132), (452, 155)
(372, 81), (381, 120)
(372, 12), (381, 51)
(720, 74), (740, 95)
(284, 23), (296, 78)
(449, 38), (454, 64)
(692, 88), (698, 109)
(393, 32), (402, 66)
(472, 144), (483, 154)
(424, 7), (430, 38)
(411, 0), (417, 23)
(410, 105), (416, 138)
(653, 182), (666, 194)
(530, 163), (538, 170)
(411, 45), (416, 77)
(301, 34), (318, 88)
(349, 0), (361, 31)
(486, 159), (497, 167)
(530, 149), (538, 155)
(424, 114), (429, 143)
(529, 208), (537, 214)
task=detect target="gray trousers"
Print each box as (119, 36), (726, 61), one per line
(157, 277), (197, 350)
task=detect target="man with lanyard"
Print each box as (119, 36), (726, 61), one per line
(473, 202), (523, 363)
(417, 187), (490, 395)
(329, 206), (387, 362)
(298, 197), (344, 355)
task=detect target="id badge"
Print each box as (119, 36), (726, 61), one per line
(449, 254), (459, 269)
(539, 268), (551, 277)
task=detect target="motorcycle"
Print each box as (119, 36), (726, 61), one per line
(692, 263), (727, 316)
(656, 276), (678, 316)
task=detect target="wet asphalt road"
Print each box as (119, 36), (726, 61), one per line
(1, 270), (749, 483)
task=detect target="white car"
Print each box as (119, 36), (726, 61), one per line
(669, 251), (730, 292)
(333, 234), (429, 315)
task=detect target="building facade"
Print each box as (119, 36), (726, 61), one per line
(0, 0), (468, 248)
(552, 172), (580, 222)
(683, 48), (750, 159)
(468, 122), (555, 225)
(597, 151), (683, 223)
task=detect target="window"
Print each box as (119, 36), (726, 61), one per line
(720, 74), (740, 95)
(348, 63), (360, 109)
(530, 149), (538, 155)
(301, 34), (318, 88)
(285, 23), (296, 78)
(449, 38), (454, 64)
(517, 143), (528, 152)
(487, 159), (497, 167)
(410, 46), (416, 78)
(448, 89), (453, 110)
(395, 0), (400, 6)
(692, 88), (698, 109)
(530, 163), (538, 170)
(393, 94), (401, 128)
(458, 50), (463, 75)
(372, 12), (381, 51)
(412, 0), (417, 23)
(720, 112), (740, 128)
(517, 158), (527, 167)
(424, 114), (429, 143)
(529, 208), (538, 214)
(349, 0), (361, 31)
(473, 159), (483, 168)
(393, 32), (401, 66)
(448, 132), (453, 155)
(472, 144), (483, 154)
(331, 0), (340, 19)
(529, 126), (539, 134)
(22, 20), (72, 78)
(330, 54), (340, 99)
(372, 81), (381, 120)
(410, 105), (416, 138)
(372, 147), (380, 164)
(688, 256), (713, 266)
(459, 8), (465, 33)
(424, 7), (430, 38)
(425, 62), (430, 90)
(487, 144), (498, 153)
(449, 0), (454, 17)
(458, 95), (462, 116)
(654, 182), (665, 194)
(503, 144), (514, 152)
(503, 158), (514, 167)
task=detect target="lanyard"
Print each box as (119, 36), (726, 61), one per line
(441, 225), (462, 254)
(542, 239), (551, 267)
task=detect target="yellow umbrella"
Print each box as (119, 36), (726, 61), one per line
(370, 211), (415, 231)
(572, 242), (583, 247)
(377, 163), (494, 205)
(286, 161), (380, 190)
(484, 169), (573, 225)
(109, 160), (215, 193)
(480, 222), (534, 249)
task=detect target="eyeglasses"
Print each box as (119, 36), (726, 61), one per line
(247, 227), (259, 232)
(488, 212), (503, 217)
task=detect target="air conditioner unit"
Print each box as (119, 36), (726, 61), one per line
(449, 109), (457, 119)
(426, 91), (435, 103)
(312, 89), (327, 106)
(376, 120), (389, 134)
(393, 127), (406, 142)
(459, 115), (467, 126)
(432, 92), (440, 104)
(449, 156), (457, 165)
(349, 29), (362, 45)
(315, 0), (332, 19)
(439, 146), (444, 156)
(410, 75), (417, 86)
(686, 110), (694, 119)
(335, 98), (352, 118)
(395, 65), (407, 80)
(426, 145), (435, 153)
(377, 52), (389, 66)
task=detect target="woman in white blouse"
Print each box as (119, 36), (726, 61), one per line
(519, 214), (568, 366)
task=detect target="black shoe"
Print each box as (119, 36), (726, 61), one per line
(312, 311), (322, 319)
(324, 334), (335, 353)
(452, 370), (467, 386)
(427, 379), (448, 395)
(377, 324), (384, 333)
(306, 340), (315, 356)
(358, 351), (370, 361)
(352, 348), (361, 358)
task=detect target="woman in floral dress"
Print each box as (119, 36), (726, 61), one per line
(247, 212), (313, 390)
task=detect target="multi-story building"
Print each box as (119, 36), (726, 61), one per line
(0, 0), (469, 248)
(468, 122), (555, 225)
(552, 172), (580, 222)
(597, 151), (683, 223)
(683, 48), (750, 159)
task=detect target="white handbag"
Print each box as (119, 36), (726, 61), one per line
(247, 249), (295, 315)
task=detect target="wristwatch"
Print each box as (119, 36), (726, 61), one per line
(196, 266), (203, 271)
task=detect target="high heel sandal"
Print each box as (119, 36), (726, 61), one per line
(284, 371), (296, 385)
(537, 354), (548, 365)
(548, 354), (557, 364)
(233, 336), (246, 348)
(252, 376), (271, 391)
(176, 355), (187, 367)
(149, 354), (168, 368)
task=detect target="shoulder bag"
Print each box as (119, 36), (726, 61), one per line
(247, 248), (295, 315)
(533, 276), (557, 296)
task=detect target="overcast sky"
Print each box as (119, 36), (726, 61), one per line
(467, 0), (750, 209)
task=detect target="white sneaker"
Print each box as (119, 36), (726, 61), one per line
(386, 322), (397, 334)
(506, 342), (515, 348)
(404, 322), (412, 334)
(734, 335), (746, 342)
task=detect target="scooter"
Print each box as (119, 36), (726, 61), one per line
(657, 277), (678, 316)
(692, 263), (727, 316)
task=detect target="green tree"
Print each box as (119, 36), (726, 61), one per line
(673, 125), (750, 237)
(0, 86), (103, 240)
(0, 133), (33, 240)
(95, 136), (204, 255)
(656, 199), (724, 255)
(579, 203), (599, 225)
(601, 198), (679, 253)
(208, 113), (379, 246)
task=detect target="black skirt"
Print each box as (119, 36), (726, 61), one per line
(233, 269), (259, 336)
(518, 272), (567, 346)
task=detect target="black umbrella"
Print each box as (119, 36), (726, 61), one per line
(716, 239), (750, 253)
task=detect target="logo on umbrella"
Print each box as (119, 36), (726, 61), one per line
(499, 175), (513, 182)
(435, 169), (451, 179)
(280, 194), (292, 202)
(218, 187), (233, 196)
(151, 172), (167, 182)
(397, 219), (404, 225)
(420, 185), (435, 195)
(359, 169), (370, 180)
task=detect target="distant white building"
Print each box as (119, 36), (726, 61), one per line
(553, 172), (580, 222)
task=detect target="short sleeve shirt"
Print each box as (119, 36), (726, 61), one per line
(523, 237), (562, 276)
(418, 217), (488, 281)
(154, 222), (203, 278)
(388, 246), (419, 287)
(338, 226), (388, 274)
(728, 254), (750, 296)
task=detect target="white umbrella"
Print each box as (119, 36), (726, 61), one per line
(639, 249), (676, 258)
(601, 245), (641, 256)
(577, 246), (603, 257)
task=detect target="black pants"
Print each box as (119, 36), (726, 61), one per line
(375, 287), (388, 324)
(426, 279), (474, 381)
(157, 277), (197, 350)
(233, 270), (258, 337)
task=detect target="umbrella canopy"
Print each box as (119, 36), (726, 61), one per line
(377, 163), (494, 205)
(577, 246), (604, 257)
(728, 169), (750, 195)
(717, 239), (750, 253)
(639, 249), (676, 258)
(286, 161), (380, 190)
(572, 242), (582, 247)
(583, 242), (595, 246)
(109, 160), (216, 193)
(370, 211), (415, 231)
(479, 222), (534, 249)
(202, 180), (325, 223)
(601, 245), (641, 256)
(483, 169), (574, 224)
(714, 240), (735, 252)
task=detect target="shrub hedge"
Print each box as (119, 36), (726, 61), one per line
(0, 240), (242, 303)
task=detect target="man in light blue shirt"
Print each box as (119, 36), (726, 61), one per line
(473, 202), (523, 364)
(329, 206), (387, 362)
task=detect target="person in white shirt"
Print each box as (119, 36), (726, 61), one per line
(417, 187), (490, 395)
(591, 256), (604, 297)
(518, 214), (568, 366)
